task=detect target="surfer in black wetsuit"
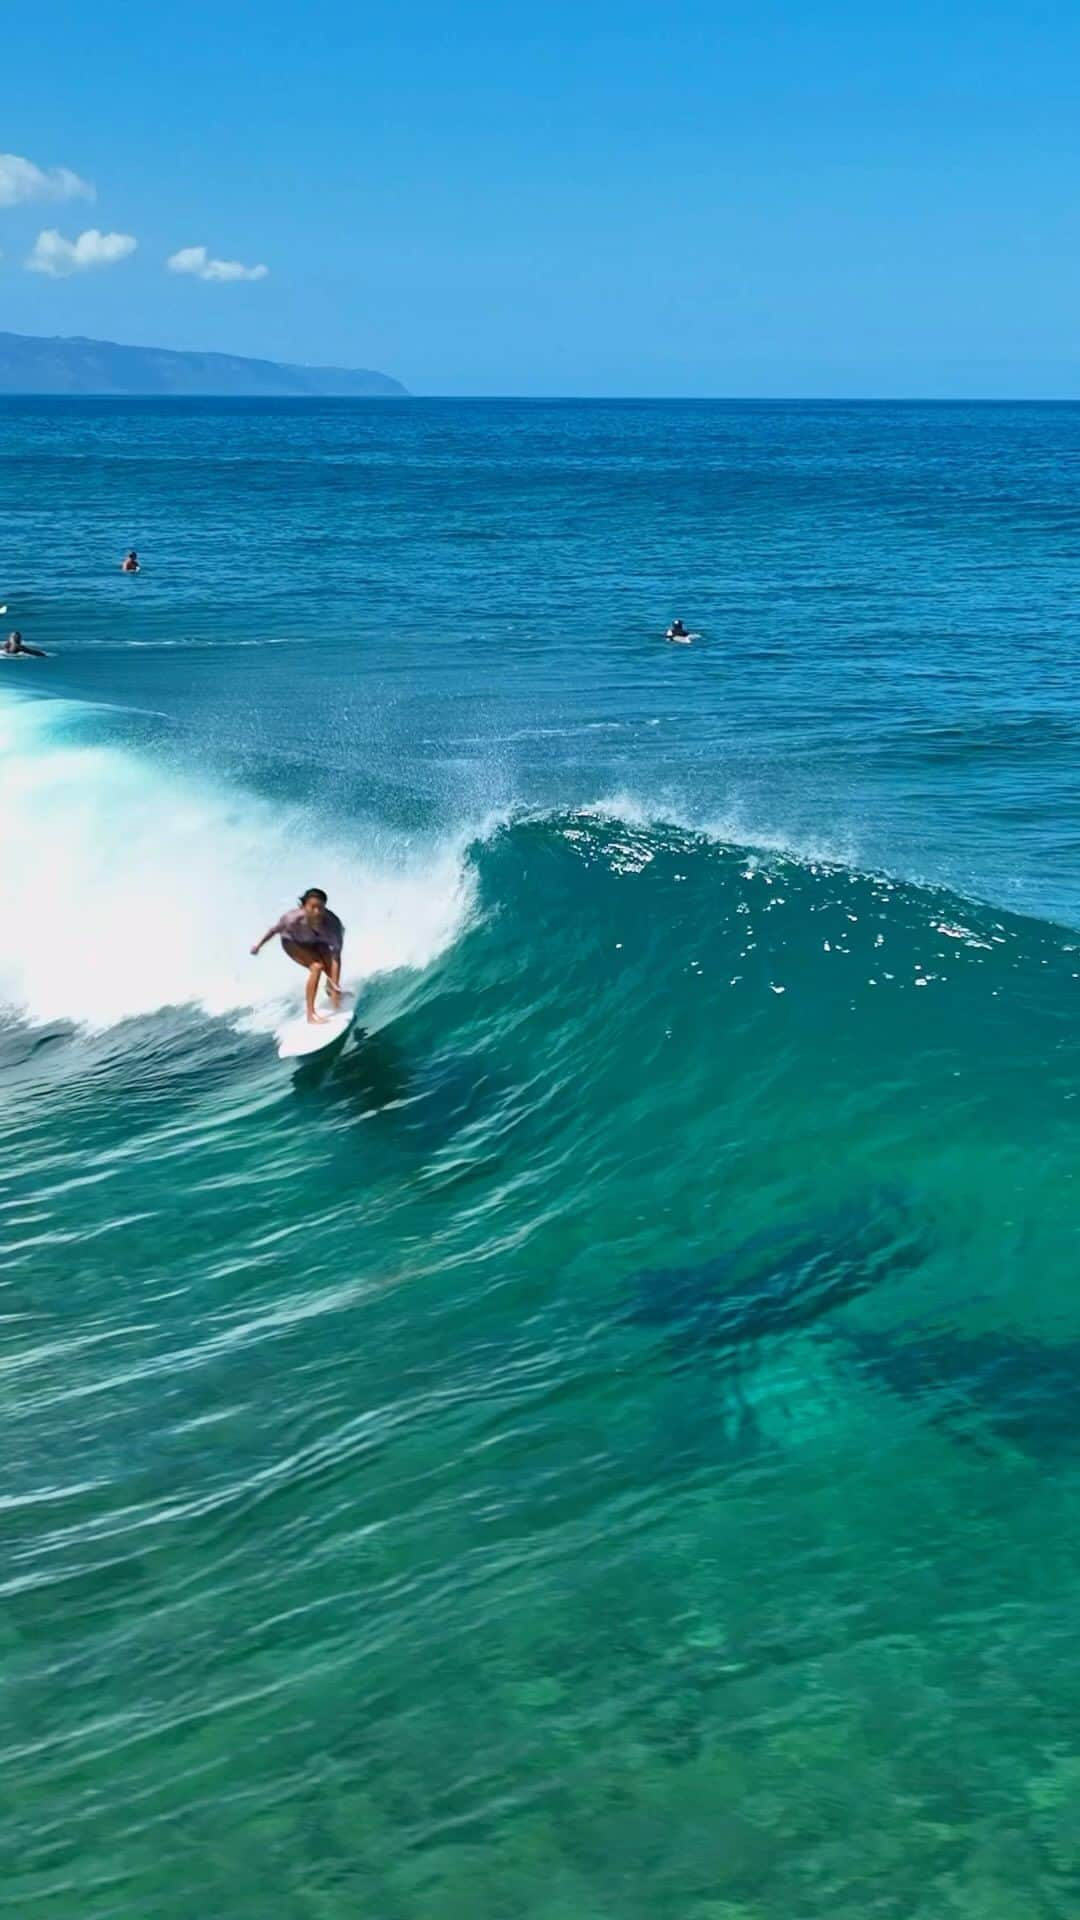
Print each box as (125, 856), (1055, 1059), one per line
(666, 618), (688, 640)
(2, 631), (46, 658)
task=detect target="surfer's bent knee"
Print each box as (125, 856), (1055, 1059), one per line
(282, 938), (328, 971)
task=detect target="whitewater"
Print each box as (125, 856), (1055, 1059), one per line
(0, 687), (474, 1030)
(4, 396), (1080, 1920)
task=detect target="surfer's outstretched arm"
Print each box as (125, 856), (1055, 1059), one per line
(251, 921), (284, 956)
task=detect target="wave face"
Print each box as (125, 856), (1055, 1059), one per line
(6, 397), (1080, 1920)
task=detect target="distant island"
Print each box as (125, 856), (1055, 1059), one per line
(0, 331), (407, 398)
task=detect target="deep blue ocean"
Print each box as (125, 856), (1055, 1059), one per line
(3, 397), (1080, 1918)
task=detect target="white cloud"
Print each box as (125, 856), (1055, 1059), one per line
(26, 228), (137, 276)
(167, 244), (269, 283)
(0, 153), (94, 208)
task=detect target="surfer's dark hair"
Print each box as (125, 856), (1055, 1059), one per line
(299, 888), (328, 905)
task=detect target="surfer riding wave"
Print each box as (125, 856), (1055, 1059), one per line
(251, 888), (345, 1024)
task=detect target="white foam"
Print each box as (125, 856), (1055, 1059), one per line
(0, 692), (473, 1033)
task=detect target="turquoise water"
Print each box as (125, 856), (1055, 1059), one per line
(4, 398), (1080, 1918)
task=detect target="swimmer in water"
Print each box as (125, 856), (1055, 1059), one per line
(251, 888), (345, 1025)
(121, 550), (140, 573)
(666, 618), (689, 640)
(2, 631), (46, 658)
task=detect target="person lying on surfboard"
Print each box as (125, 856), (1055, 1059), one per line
(251, 888), (345, 1024)
(3, 630), (47, 658)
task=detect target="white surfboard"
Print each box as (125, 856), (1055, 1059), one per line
(666, 631), (701, 645)
(276, 1006), (354, 1060)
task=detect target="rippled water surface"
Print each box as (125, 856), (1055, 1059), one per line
(3, 399), (1080, 1918)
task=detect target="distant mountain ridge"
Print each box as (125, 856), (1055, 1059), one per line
(0, 331), (407, 397)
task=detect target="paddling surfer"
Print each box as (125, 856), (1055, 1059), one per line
(3, 631), (46, 658)
(251, 888), (345, 1024)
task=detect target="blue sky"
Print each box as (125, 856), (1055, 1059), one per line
(3, 0), (1080, 394)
